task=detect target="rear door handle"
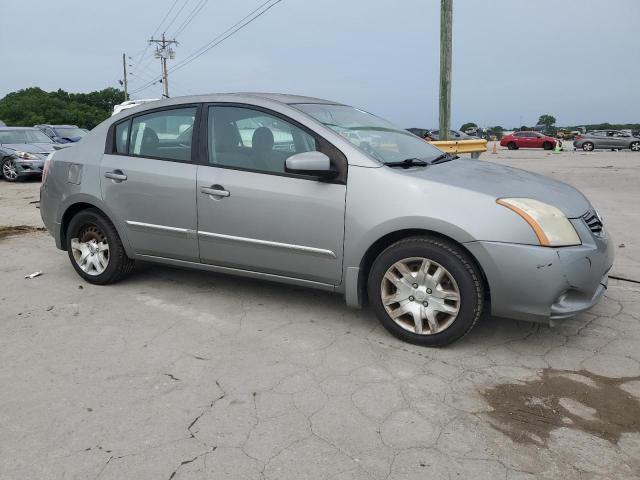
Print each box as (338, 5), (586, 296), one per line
(200, 185), (230, 198)
(104, 170), (127, 182)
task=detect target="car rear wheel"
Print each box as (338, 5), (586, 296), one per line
(543, 142), (553, 150)
(630, 141), (640, 152)
(66, 209), (135, 285)
(367, 235), (484, 347)
(582, 142), (595, 152)
(507, 142), (518, 150)
(1, 158), (20, 182)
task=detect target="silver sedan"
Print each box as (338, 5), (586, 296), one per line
(574, 130), (640, 151)
(39, 93), (614, 346)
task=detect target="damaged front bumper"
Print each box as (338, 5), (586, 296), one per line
(465, 218), (614, 325)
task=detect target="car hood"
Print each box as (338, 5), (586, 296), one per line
(406, 158), (591, 218)
(2, 143), (55, 155)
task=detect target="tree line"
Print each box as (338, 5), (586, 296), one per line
(0, 87), (125, 130)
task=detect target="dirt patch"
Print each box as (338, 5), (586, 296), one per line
(482, 368), (640, 446)
(0, 225), (46, 240)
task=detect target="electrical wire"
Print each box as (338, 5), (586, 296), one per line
(173, 0), (208, 37)
(130, 0), (284, 94)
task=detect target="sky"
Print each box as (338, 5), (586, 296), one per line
(1, 0), (639, 128)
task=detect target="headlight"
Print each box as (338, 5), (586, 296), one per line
(497, 198), (581, 247)
(14, 151), (39, 160)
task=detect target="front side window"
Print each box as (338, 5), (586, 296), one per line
(294, 104), (444, 164)
(208, 106), (317, 173)
(128, 107), (196, 161)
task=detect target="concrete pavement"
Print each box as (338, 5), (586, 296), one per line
(1, 148), (639, 479)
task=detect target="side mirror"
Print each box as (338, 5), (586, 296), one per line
(285, 151), (337, 179)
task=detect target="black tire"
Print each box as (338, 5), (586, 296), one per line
(543, 142), (553, 150)
(367, 235), (485, 347)
(507, 142), (518, 150)
(66, 209), (135, 285)
(1, 157), (21, 182)
(582, 142), (594, 152)
(630, 141), (640, 152)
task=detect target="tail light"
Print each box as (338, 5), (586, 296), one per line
(574, 134), (583, 140)
(42, 152), (54, 185)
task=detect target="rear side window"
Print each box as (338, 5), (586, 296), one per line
(114, 120), (130, 153)
(128, 107), (196, 161)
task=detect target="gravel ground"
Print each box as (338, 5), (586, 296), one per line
(1, 147), (639, 479)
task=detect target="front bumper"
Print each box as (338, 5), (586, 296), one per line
(14, 158), (45, 176)
(465, 219), (614, 324)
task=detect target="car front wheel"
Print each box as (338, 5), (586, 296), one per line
(1, 158), (20, 182)
(582, 142), (595, 152)
(507, 142), (518, 150)
(66, 209), (135, 284)
(368, 235), (484, 347)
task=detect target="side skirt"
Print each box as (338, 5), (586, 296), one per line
(135, 254), (338, 293)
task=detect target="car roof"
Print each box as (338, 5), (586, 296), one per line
(135, 92), (344, 107)
(36, 124), (79, 128)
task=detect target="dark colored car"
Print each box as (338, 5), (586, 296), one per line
(500, 131), (559, 150)
(35, 124), (88, 144)
(0, 127), (55, 181)
(573, 130), (640, 152)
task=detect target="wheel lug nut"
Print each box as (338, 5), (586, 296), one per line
(409, 296), (415, 301)
(426, 288), (432, 294)
(423, 301), (428, 307)
(412, 283), (418, 288)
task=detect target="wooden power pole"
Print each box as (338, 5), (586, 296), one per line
(149, 33), (178, 99)
(439, 0), (452, 141)
(122, 53), (129, 101)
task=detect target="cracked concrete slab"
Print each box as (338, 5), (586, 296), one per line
(2, 151), (640, 480)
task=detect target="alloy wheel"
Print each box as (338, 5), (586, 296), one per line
(70, 224), (110, 276)
(380, 257), (461, 335)
(631, 142), (640, 152)
(2, 159), (18, 181)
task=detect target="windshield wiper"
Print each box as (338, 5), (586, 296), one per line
(430, 153), (459, 164)
(384, 158), (429, 168)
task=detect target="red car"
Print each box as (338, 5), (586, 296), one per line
(500, 131), (560, 150)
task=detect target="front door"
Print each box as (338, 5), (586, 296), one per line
(196, 105), (347, 285)
(101, 106), (200, 262)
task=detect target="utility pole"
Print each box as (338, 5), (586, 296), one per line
(149, 33), (178, 98)
(121, 53), (129, 101)
(439, 0), (452, 141)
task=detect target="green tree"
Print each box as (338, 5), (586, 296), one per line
(537, 114), (556, 128)
(0, 87), (124, 130)
(460, 122), (477, 132)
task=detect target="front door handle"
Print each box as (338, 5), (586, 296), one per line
(201, 185), (230, 198)
(104, 170), (127, 182)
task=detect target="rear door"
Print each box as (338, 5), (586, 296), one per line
(195, 104), (347, 285)
(101, 105), (200, 262)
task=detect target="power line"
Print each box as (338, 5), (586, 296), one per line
(169, 0), (283, 74)
(134, 0), (181, 67)
(163, 0), (191, 36)
(129, 0), (284, 94)
(173, 0), (208, 37)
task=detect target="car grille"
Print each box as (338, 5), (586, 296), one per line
(582, 210), (603, 235)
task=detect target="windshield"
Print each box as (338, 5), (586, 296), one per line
(0, 129), (53, 144)
(294, 104), (443, 164)
(55, 127), (87, 139)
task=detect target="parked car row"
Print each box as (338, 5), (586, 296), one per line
(0, 124), (86, 181)
(407, 128), (479, 141)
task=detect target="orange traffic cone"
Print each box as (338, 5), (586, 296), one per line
(491, 141), (498, 154)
